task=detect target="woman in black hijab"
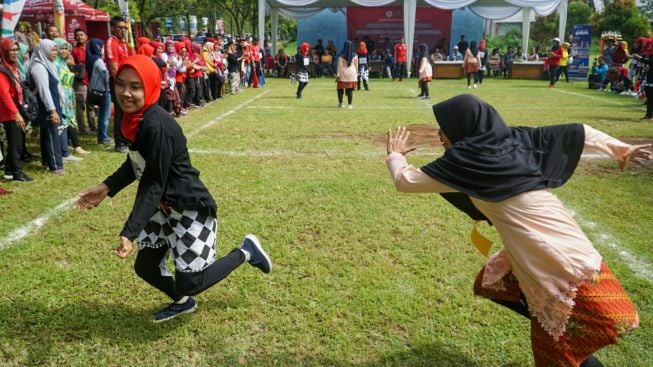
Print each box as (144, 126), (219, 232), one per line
(386, 94), (651, 367)
(335, 40), (358, 109)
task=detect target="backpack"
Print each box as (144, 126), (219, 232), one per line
(0, 65), (39, 122)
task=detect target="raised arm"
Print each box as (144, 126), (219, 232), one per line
(583, 124), (652, 170)
(386, 126), (456, 193)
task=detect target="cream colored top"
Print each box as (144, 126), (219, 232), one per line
(418, 57), (433, 80)
(337, 55), (359, 82)
(386, 124), (632, 340)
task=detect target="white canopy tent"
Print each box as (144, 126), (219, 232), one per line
(258, 0), (568, 74)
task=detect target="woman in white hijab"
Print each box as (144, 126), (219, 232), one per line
(28, 39), (65, 174)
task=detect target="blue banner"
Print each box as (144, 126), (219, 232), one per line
(569, 25), (591, 79)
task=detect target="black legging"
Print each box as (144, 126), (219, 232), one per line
(337, 88), (353, 105)
(477, 70), (485, 85)
(491, 296), (603, 367)
(549, 65), (559, 86)
(67, 126), (81, 149)
(645, 86), (653, 118)
(420, 81), (429, 97)
(296, 81), (308, 98)
(2, 121), (24, 175)
(466, 72), (479, 86)
(134, 246), (245, 302)
(208, 72), (223, 100)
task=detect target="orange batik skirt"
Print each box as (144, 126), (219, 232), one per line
(337, 81), (357, 89)
(474, 262), (638, 367)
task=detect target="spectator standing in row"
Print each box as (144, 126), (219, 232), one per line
(394, 37), (407, 82)
(463, 41), (480, 89)
(105, 16), (130, 153)
(275, 48), (289, 77)
(86, 39), (112, 145)
(457, 34), (468, 55)
(0, 39), (31, 181)
(226, 40), (242, 94)
(295, 43), (311, 99)
(416, 43), (432, 100)
(356, 41), (370, 91)
(71, 28), (97, 134)
(336, 40), (358, 109)
(547, 37), (563, 88)
(29, 39), (64, 174)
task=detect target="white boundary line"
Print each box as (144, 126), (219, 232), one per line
(0, 198), (76, 251)
(549, 88), (634, 106)
(0, 92), (268, 251)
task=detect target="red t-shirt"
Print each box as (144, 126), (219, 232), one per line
(251, 45), (261, 61)
(394, 43), (407, 63)
(71, 44), (89, 85)
(105, 35), (128, 78)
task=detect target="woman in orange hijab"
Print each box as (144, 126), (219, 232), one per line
(75, 55), (272, 323)
(295, 42), (311, 98)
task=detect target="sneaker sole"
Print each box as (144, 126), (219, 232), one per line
(153, 304), (197, 323)
(245, 234), (272, 273)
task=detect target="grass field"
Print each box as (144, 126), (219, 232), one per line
(0, 76), (652, 367)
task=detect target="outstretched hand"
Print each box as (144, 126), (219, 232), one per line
(387, 126), (417, 156)
(74, 183), (110, 210)
(619, 144), (653, 171)
(114, 236), (134, 259)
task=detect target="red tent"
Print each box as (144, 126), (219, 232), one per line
(20, 0), (109, 43)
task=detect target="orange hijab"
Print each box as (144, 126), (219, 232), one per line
(357, 42), (367, 55)
(117, 55), (162, 143)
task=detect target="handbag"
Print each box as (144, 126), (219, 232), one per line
(88, 89), (106, 106)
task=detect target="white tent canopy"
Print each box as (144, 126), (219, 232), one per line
(259, 0), (568, 74)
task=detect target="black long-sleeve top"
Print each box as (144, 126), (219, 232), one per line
(227, 51), (242, 73)
(295, 53), (309, 73)
(103, 105), (217, 240)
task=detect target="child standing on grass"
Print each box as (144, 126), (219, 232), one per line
(416, 43), (432, 99)
(386, 94), (651, 367)
(295, 43), (311, 99)
(74, 55), (272, 323)
(336, 41), (358, 109)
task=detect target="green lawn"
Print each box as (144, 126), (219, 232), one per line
(0, 76), (651, 366)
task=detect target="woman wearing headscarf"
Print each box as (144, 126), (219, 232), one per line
(136, 37), (154, 57)
(29, 39), (64, 174)
(74, 55), (272, 323)
(54, 37), (88, 159)
(463, 41), (480, 89)
(174, 41), (190, 108)
(201, 41), (221, 101)
(477, 40), (487, 86)
(416, 43), (432, 100)
(295, 42), (311, 98)
(558, 42), (571, 83)
(226, 40), (242, 94)
(386, 94), (649, 367)
(356, 41), (370, 91)
(336, 40), (358, 109)
(547, 37), (563, 88)
(86, 38), (111, 145)
(0, 39), (31, 181)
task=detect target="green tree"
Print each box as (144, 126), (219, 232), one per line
(566, 0), (593, 36)
(531, 13), (558, 49)
(592, 0), (650, 44)
(639, 0), (653, 18)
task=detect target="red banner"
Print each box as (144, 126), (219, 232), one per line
(347, 7), (452, 52)
(65, 15), (85, 43)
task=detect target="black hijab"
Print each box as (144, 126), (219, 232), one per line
(418, 43), (429, 59)
(86, 38), (104, 75)
(469, 41), (478, 57)
(421, 94), (584, 208)
(339, 40), (354, 67)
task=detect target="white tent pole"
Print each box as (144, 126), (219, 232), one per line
(271, 8), (279, 57)
(522, 7), (532, 54)
(558, 0), (568, 41)
(258, 0), (266, 40)
(403, 0), (416, 77)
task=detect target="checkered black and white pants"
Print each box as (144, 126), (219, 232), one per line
(134, 207), (245, 301)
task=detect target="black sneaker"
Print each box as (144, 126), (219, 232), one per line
(153, 297), (197, 323)
(12, 172), (33, 182)
(240, 234), (272, 273)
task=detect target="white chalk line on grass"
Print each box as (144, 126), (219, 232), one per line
(0, 198), (76, 251)
(0, 91), (268, 251)
(549, 88), (635, 106)
(570, 210), (653, 283)
(186, 89), (270, 138)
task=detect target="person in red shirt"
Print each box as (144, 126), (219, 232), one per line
(250, 38), (263, 88)
(393, 37), (408, 81)
(0, 39), (32, 182)
(71, 28), (97, 134)
(105, 16), (130, 152)
(547, 37), (563, 88)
